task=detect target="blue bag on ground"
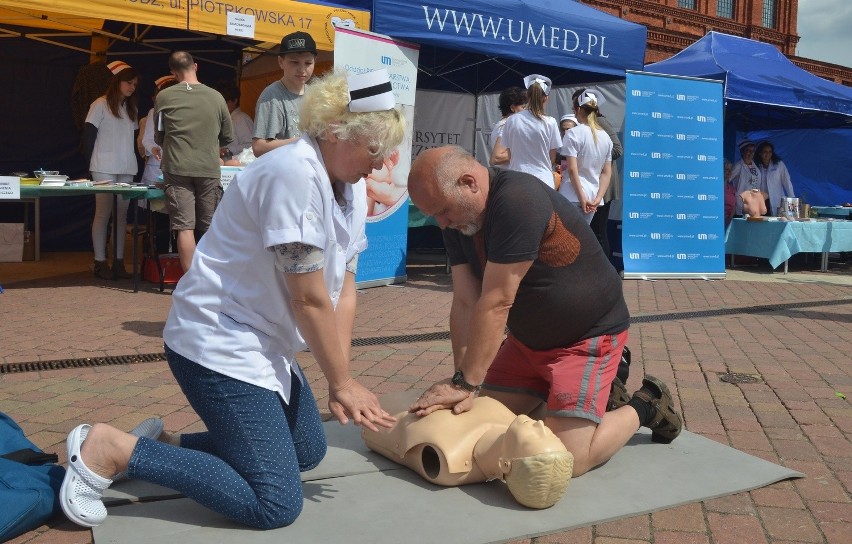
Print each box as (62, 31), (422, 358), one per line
(0, 411), (65, 541)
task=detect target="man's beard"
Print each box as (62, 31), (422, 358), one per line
(448, 196), (482, 236)
(452, 222), (481, 236)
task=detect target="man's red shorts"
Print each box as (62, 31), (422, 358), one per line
(483, 330), (629, 423)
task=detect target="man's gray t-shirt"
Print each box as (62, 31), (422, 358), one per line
(253, 81), (302, 141)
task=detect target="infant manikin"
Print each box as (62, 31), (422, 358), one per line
(362, 391), (573, 509)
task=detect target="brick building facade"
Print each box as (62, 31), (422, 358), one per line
(581, 0), (852, 86)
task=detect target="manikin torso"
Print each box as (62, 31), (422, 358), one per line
(362, 391), (573, 508)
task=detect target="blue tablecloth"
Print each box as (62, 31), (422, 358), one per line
(725, 217), (852, 268)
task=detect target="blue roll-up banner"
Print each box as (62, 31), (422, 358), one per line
(335, 27), (419, 287)
(622, 71), (725, 279)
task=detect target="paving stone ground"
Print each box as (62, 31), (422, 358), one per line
(1, 252), (850, 543)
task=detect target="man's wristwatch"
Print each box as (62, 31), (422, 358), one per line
(451, 370), (481, 393)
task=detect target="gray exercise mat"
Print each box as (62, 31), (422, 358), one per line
(102, 420), (398, 506)
(93, 424), (803, 544)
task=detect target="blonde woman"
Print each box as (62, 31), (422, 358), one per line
(558, 89), (613, 224)
(59, 69), (405, 530)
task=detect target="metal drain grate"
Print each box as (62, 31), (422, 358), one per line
(352, 331), (450, 346)
(4, 298), (849, 375)
(0, 353), (167, 374)
(719, 372), (763, 384)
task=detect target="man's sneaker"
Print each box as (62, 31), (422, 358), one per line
(631, 376), (683, 443)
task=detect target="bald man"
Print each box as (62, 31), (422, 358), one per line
(405, 146), (682, 477)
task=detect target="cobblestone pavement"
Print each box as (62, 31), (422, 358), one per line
(1, 253), (850, 543)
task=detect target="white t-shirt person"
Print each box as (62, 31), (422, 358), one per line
(502, 109), (561, 189)
(558, 124), (613, 222)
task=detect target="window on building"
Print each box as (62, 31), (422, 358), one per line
(678, 0), (696, 9)
(717, 0), (734, 18)
(763, 0), (777, 28)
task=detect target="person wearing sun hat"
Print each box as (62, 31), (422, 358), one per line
(501, 74), (562, 188)
(58, 68), (405, 530)
(252, 30), (318, 157)
(729, 138), (763, 215)
(81, 59), (140, 280)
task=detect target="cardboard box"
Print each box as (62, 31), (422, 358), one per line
(0, 223), (24, 262)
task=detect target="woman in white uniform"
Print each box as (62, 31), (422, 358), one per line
(558, 89), (613, 224)
(502, 74), (562, 188)
(82, 60), (139, 280)
(58, 69), (406, 530)
(756, 140), (795, 216)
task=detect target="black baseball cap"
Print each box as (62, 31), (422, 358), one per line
(280, 31), (317, 56)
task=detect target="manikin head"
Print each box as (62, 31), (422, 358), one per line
(499, 416), (573, 509)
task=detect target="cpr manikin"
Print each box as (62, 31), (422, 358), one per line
(740, 189), (769, 217)
(361, 391), (573, 509)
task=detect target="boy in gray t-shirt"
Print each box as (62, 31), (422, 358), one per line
(252, 31), (317, 157)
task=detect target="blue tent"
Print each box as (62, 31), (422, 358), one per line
(645, 32), (852, 130)
(359, 0), (647, 93)
(646, 32), (852, 206)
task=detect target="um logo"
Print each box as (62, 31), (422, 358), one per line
(676, 213), (686, 220)
(698, 233), (708, 240)
(629, 171), (640, 178)
(650, 233), (661, 239)
(650, 192), (661, 199)
(696, 115), (707, 122)
(676, 94), (686, 101)
(676, 253), (687, 259)
(697, 155), (707, 161)
(676, 134), (686, 140)
(630, 130), (641, 137)
(698, 194), (708, 200)
(629, 252), (640, 259)
(631, 90), (641, 96)
(676, 174), (686, 180)
(629, 212), (639, 219)
(651, 152), (661, 158)
(651, 112), (662, 119)
(380, 56), (392, 65)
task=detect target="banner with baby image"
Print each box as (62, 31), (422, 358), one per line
(622, 71), (725, 279)
(335, 27), (419, 287)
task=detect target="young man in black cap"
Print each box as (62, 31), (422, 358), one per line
(252, 31), (317, 157)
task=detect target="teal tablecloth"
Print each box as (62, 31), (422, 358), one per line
(812, 206), (852, 219)
(725, 217), (852, 268)
(19, 184), (159, 200)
